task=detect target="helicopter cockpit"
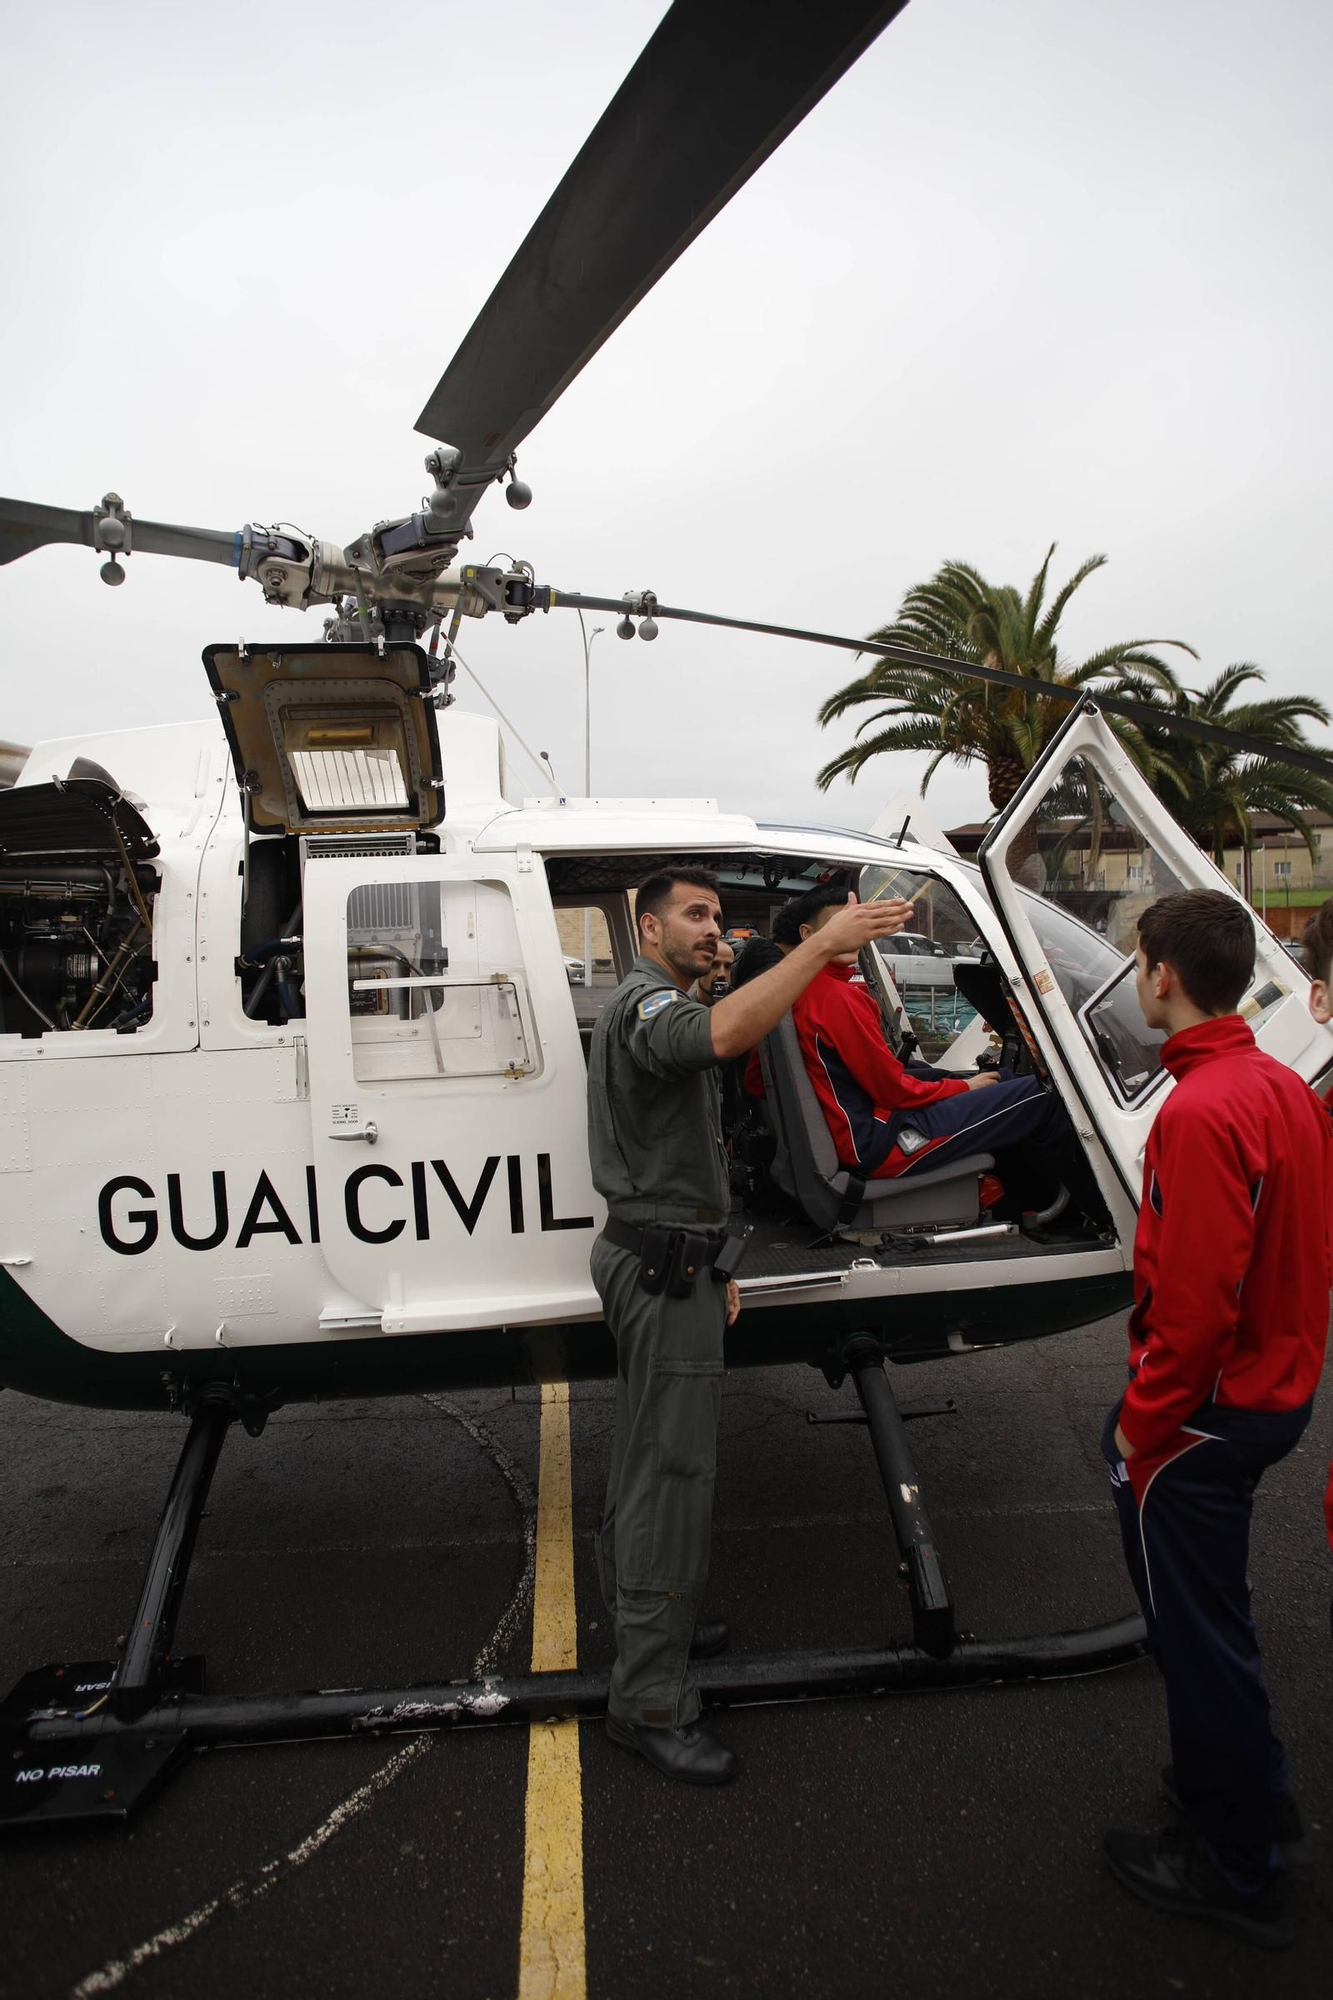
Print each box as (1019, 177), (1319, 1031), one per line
(533, 836), (1119, 1292)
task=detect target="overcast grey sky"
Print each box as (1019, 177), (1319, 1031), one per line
(4, 0), (1330, 831)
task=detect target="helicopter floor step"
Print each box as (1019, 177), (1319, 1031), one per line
(738, 1211), (1109, 1281)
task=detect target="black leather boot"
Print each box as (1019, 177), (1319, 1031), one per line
(605, 1717), (736, 1785)
(688, 1619), (730, 1659)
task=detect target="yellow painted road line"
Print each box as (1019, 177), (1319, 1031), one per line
(517, 1381), (587, 2000)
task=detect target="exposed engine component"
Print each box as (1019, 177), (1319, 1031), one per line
(0, 773), (160, 1037)
(0, 866), (156, 1034)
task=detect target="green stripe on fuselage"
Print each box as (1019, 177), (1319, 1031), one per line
(0, 1267), (1131, 1414)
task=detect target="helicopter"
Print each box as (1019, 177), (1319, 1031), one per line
(2, 0), (1332, 1828)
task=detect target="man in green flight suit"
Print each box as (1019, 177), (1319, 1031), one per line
(588, 867), (911, 1783)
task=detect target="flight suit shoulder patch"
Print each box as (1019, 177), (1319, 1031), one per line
(637, 989), (680, 1021)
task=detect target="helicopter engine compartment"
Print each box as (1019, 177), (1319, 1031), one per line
(0, 769), (160, 1037)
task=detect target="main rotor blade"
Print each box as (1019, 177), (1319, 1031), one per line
(415, 0), (908, 467)
(132, 519), (238, 566)
(0, 498), (237, 570)
(0, 499), (96, 566)
(554, 592), (1333, 783)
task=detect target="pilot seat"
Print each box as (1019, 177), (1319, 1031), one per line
(758, 1015), (993, 1234)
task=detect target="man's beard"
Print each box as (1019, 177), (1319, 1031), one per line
(661, 921), (715, 985)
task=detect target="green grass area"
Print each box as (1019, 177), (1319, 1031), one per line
(1247, 888), (1333, 908)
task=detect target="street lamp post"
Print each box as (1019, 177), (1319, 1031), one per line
(582, 622), (605, 984)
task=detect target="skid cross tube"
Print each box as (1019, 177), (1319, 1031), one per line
(0, 1355), (1149, 1830)
(10, 1617), (1149, 1762)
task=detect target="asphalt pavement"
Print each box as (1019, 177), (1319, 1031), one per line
(2, 1313), (1330, 2000)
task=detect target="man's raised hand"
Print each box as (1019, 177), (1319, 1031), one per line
(816, 899), (914, 958)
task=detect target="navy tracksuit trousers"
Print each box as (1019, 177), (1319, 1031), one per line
(1101, 1396), (1312, 1891)
(874, 1068), (1091, 1214)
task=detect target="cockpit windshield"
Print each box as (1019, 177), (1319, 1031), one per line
(852, 862), (978, 1058)
(862, 855), (1166, 1096)
(862, 855), (1289, 1106)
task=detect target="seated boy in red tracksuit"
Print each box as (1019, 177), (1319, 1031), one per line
(1102, 891), (1333, 1950)
(791, 887), (1094, 1219)
(1299, 899), (1333, 1623)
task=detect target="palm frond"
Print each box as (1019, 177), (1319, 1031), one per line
(816, 726), (983, 792)
(1032, 552), (1107, 655)
(1075, 643), (1194, 684)
(1192, 663), (1266, 712)
(1022, 543), (1059, 638)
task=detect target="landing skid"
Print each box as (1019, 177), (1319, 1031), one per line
(0, 1346), (1148, 1831)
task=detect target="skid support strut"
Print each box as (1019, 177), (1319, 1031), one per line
(0, 1356), (1148, 1832)
(846, 1339), (955, 1657)
(113, 1397), (231, 1719)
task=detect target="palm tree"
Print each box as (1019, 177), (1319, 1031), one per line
(1119, 663), (1333, 868)
(815, 547), (1195, 811)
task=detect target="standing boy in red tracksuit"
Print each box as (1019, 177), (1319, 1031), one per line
(1299, 898), (1333, 1617)
(1102, 891), (1333, 1950)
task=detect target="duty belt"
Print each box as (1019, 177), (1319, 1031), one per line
(602, 1215), (751, 1296)
(603, 1216), (722, 1263)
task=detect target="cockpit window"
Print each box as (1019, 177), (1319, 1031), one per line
(344, 877), (538, 1084)
(958, 805), (1289, 1103)
(1079, 962), (1166, 1100)
(859, 863), (984, 1057)
(952, 855), (1170, 1100)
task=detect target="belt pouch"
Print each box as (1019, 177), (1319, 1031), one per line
(636, 1225), (672, 1296)
(666, 1231), (710, 1299)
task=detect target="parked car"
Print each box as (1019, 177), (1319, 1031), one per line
(879, 930), (950, 959)
(874, 932), (979, 991)
(564, 955), (587, 985)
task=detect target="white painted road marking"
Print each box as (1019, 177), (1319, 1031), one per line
(67, 1391), (540, 1999)
(70, 1734), (432, 1998)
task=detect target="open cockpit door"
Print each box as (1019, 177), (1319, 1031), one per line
(978, 701), (1333, 1202)
(203, 643), (444, 836)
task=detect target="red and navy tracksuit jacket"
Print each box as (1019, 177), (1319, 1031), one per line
(790, 961), (969, 1177)
(1104, 1014), (1333, 1887)
(1118, 1013), (1333, 1497)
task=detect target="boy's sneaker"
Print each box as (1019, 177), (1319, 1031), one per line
(1160, 1764), (1308, 1866)
(1104, 1826), (1295, 1950)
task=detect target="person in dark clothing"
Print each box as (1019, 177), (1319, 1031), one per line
(586, 869), (911, 1784)
(1101, 891), (1333, 1951)
(729, 896), (805, 992)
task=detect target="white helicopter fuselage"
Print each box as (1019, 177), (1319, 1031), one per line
(2, 700), (1327, 1414)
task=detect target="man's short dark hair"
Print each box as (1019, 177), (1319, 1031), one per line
(770, 897), (807, 947)
(1301, 898), (1333, 986)
(786, 880), (853, 934)
(1137, 891), (1255, 1014)
(635, 867), (721, 938)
